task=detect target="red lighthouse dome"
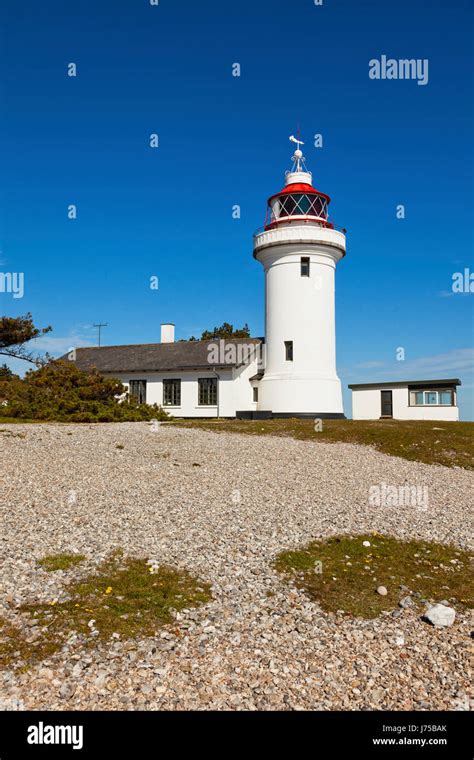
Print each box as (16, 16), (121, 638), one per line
(264, 137), (333, 230)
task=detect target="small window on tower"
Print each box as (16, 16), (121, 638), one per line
(301, 257), (310, 277)
(253, 387), (258, 403)
(284, 341), (293, 361)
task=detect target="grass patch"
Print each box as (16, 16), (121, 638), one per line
(37, 553), (86, 572)
(173, 419), (474, 470)
(275, 533), (473, 619)
(1, 551), (212, 671)
(0, 617), (59, 672)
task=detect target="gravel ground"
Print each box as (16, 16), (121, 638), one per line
(0, 422), (472, 711)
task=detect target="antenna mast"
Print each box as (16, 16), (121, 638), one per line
(93, 322), (108, 347)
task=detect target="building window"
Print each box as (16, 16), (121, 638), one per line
(129, 379), (147, 405)
(163, 379), (181, 406)
(301, 257), (310, 277)
(198, 377), (217, 406)
(285, 341), (293, 361)
(409, 389), (454, 406)
(439, 390), (454, 405)
(253, 387), (258, 403)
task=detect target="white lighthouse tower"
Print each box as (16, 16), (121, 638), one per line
(253, 136), (346, 417)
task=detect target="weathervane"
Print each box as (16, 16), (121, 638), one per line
(288, 134), (307, 174)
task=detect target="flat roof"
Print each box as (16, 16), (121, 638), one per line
(348, 379), (461, 390)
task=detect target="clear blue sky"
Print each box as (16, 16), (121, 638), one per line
(1, 0), (473, 418)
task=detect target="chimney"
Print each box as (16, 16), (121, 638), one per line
(161, 323), (175, 343)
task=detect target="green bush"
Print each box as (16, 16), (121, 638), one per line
(0, 360), (170, 423)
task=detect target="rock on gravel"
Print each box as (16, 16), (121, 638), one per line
(59, 682), (76, 700)
(0, 422), (472, 712)
(423, 604), (456, 628)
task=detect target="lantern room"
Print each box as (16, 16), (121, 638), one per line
(264, 138), (333, 230)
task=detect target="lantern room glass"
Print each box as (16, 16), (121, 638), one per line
(270, 193), (328, 223)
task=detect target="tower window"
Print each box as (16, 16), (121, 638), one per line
(301, 257), (310, 277)
(253, 387), (258, 402)
(284, 341), (293, 361)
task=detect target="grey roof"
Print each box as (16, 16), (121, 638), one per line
(348, 379), (461, 390)
(67, 338), (263, 374)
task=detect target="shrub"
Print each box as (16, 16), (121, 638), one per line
(0, 360), (170, 423)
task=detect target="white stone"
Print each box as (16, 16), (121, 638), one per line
(423, 604), (456, 627)
(376, 586), (388, 596)
(59, 682), (76, 699)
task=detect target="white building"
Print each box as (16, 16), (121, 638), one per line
(73, 328), (263, 419)
(349, 379), (461, 421)
(72, 137), (348, 419)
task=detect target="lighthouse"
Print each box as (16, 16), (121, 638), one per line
(253, 136), (346, 417)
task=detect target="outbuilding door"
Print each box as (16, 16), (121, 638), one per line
(380, 390), (393, 418)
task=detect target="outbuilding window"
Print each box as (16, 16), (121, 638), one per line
(285, 341), (293, 361)
(253, 387), (258, 402)
(198, 377), (217, 406)
(163, 379), (181, 406)
(409, 389), (454, 406)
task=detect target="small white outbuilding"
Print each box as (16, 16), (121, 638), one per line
(349, 379), (461, 421)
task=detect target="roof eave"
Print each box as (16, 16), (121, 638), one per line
(348, 378), (462, 390)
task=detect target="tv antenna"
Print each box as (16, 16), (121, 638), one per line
(93, 322), (108, 346)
